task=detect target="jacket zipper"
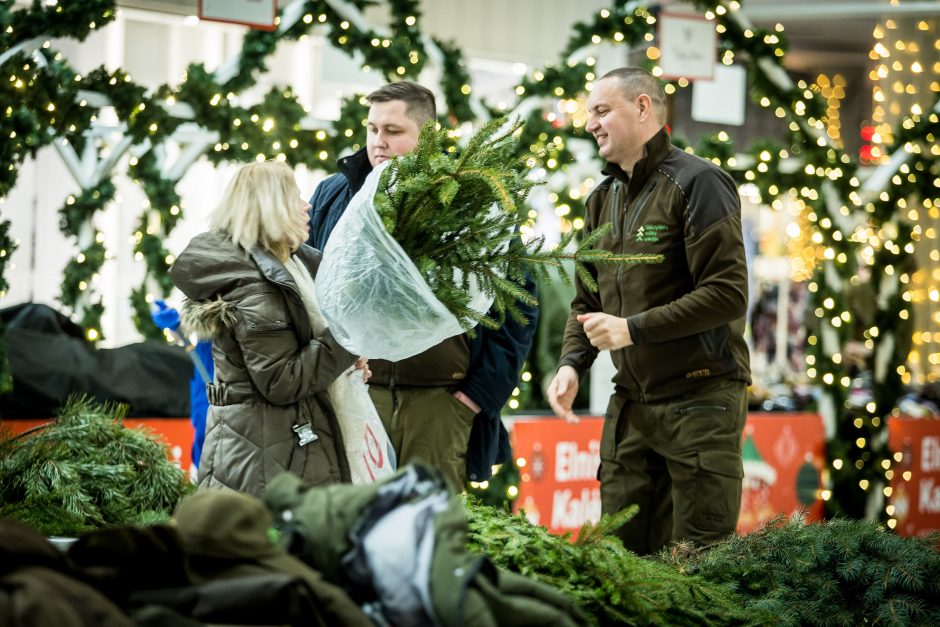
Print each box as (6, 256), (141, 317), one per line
(616, 177), (659, 403)
(625, 179), (658, 239)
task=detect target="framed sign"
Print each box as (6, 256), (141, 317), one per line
(657, 11), (716, 81)
(199, 0), (278, 31)
(691, 63), (747, 126)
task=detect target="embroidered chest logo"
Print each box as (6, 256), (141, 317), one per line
(635, 223), (667, 243)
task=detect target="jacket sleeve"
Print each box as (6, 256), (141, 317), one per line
(557, 197), (603, 378)
(233, 290), (357, 406)
(626, 167), (748, 345)
(458, 271), (539, 417)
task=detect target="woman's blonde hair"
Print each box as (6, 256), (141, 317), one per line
(209, 161), (306, 261)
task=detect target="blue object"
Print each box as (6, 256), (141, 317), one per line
(149, 299), (211, 469)
(189, 340), (213, 467)
(151, 299), (181, 332)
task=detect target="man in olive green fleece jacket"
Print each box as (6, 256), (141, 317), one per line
(547, 67), (752, 555)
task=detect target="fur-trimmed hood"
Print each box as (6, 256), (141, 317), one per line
(170, 230), (324, 341)
(180, 297), (237, 340)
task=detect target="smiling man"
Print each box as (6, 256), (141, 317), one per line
(546, 67), (752, 555)
(307, 81), (537, 491)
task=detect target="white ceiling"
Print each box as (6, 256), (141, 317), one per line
(113, 0), (939, 73)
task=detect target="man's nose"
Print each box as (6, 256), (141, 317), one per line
(586, 117), (599, 133)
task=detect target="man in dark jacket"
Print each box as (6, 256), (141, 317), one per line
(547, 68), (751, 555)
(308, 81), (537, 489)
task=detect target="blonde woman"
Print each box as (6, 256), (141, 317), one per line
(170, 161), (369, 496)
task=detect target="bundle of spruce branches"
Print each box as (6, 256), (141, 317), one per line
(464, 498), (772, 626)
(0, 396), (193, 536)
(374, 117), (660, 329)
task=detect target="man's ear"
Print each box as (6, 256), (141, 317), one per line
(636, 94), (654, 122)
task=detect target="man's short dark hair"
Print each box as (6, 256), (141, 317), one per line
(366, 81), (436, 125)
(599, 67), (668, 125)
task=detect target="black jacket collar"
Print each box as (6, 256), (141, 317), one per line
(337, 148), (373, 195)
(602, 126), (672, 195)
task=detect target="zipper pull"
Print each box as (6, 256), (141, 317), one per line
(611, 182), (622, 238)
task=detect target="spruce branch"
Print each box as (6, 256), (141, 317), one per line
(374, 117), (663, 330)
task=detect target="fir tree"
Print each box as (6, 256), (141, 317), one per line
(376, 117), (661, 330)
(0, 395), (193, 536)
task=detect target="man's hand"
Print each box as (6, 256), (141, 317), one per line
(453, 390), (481, 414)
(578, 312), (632, 350)
(547, 365), (581, 424)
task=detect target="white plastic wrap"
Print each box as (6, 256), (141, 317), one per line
(316, 161), (494, 360)
(329, 367), (397, 485)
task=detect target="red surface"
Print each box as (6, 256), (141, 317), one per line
(512, 413), (826, 537)
(888, 417), (940, 537)
(3, 417), (194, 476)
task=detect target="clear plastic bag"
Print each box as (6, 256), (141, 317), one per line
(329, 367), (397, 485)
(316, 161), (494, 360)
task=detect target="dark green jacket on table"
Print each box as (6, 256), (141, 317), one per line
(264, 466), (584, 627)
(169, 231), (357, 497)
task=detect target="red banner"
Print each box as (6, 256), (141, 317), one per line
(737, 413), (826, 533)
(512, 413), (826, 537)
(888, 417), (940, 537)
(511, 417), (603, 535)
(3, 418), (194, 477)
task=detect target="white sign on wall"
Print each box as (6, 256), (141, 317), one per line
(691, 63), (747, 126)
(657, 12), (716, 81)
(199, 0), (278, 31)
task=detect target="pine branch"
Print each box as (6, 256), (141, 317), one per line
(0, 395), (193, 536)
(373, 118), (663, 330)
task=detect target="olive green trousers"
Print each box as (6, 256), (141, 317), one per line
(369, 385), (476, 491)
(599, 379), (747, 555)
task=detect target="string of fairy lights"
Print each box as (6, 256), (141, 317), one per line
(1, 1), (937, 517)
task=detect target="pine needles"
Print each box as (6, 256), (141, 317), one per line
(0, 395), (193, 536)
(663, 517), (940, 627)
(464, 497), (773, 626)
(375, 117), (662, 330)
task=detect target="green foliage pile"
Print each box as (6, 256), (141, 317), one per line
(375, 117), (662, 330)
(0, 396), (193, 536)
(464, 498), (772, 626)
(664, 517), (940, 627)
